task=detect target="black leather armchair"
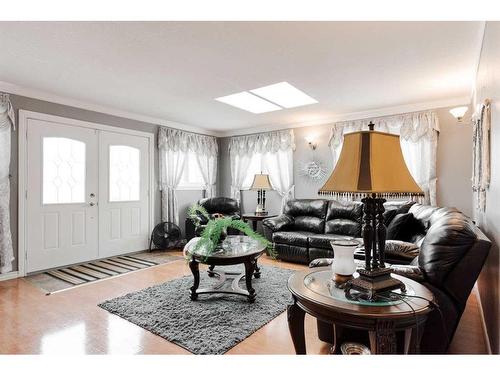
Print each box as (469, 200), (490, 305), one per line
(312, 203), (491, 353)
(185, 197), (241, 241)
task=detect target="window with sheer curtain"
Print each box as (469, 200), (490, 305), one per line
(229, 130), (295, 212)
(177, 151), (206, 190)
(158, 127), (218, 224)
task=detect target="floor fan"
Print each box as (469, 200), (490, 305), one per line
(149, 222), (185, 251)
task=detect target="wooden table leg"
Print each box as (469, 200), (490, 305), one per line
(244, 259), (256, 303)
(207, 264), (216, 277)
(189, 258), (200, 301)
(252, 220), (258, 232)
(369, 320), (397, 354)
(287, 297), (306, 354)
(254, 259), (261, 279)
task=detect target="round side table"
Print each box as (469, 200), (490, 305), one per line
(287, 267), (434, 354)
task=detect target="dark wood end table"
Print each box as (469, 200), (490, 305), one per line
(184, 236), (266, 303)
(242, 213), (277, 231)
(287, 267), (434, 354)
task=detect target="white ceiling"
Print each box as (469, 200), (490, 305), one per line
(0, 22), (483, 135)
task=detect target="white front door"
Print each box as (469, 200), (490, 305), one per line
(26, 119), (99, 272)
(98, 131), (150, 257)
(25, 117), (151, 273)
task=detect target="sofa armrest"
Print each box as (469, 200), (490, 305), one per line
(262, 214), (294, 232)
(262, 214), (294, 242)
(389, 264), (425, 282)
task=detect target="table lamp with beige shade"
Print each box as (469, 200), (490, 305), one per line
(250, 173), (273, 216)
(319, 122), (424, 300)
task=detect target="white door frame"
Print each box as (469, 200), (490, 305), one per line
(18, 110), (155, 276)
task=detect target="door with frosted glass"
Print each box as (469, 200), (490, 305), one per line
(98, 131), (150, 257)
(26, 119), (99, 272)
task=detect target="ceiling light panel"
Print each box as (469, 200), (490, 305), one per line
(250, 82), (318, 108)
(215, 91), (282, 114)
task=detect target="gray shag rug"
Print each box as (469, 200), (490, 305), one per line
(98, 265), (294, 354)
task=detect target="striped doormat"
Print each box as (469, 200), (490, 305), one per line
(26, 252), (183, 294)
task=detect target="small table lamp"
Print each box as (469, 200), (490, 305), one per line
(319, 122), (424, 300)
(250, 174), (273, 216)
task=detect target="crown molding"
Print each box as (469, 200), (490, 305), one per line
(0, 80), (220, 136)
(0, 80), (470, 138)
(221, 96), (471, 137)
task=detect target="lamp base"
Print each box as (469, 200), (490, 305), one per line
(344, 267), (406, 301)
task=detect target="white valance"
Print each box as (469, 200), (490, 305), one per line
(329, 110), (439, 149)
(0, 93), (15, 274)
(229, 129), (295, 156)
(158, 126), (218, 157)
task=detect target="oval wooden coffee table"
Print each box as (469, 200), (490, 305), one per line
(287, 267), (434, 354)
(184, 236), (266, 303)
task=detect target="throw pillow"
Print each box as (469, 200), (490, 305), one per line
(383, 209), (397, 226)
(386, 213), (425, 242)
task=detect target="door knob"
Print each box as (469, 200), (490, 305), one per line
(90, 193), (95, 198)
(89, 202), (95, 207)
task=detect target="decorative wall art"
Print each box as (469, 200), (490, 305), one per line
(472, 99), (491, 212)
(299, 159), (327, 182)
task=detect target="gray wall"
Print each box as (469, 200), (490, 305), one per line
(474, 21), (500, 354)
(7, 94), (204, 271)
(436, 107), (473, 216)
(219, 105), (474, 218)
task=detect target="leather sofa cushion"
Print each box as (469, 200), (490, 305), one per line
(325, 219), (361, 236)
(284, 199), (328, 218)
(275, 243), (309, 264)
(294, 216), (324, 233)
(409, 203), (440, 230)
(326, 200), (363, 221)
(417, 206), (478, 286)
(325, 200), (362, 236)
(273, 231), (311, 247)
(308, 233), (357, 249)
(309, 248), (333, 261)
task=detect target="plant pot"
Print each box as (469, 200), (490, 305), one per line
(216, 228), (228, 246)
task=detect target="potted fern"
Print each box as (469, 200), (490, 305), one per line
(187, 204), (276, 258)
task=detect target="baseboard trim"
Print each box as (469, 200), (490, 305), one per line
(0, 271), (19, 282)
(473, 283), (493, 354)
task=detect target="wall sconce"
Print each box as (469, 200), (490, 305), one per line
(305, 135), (317, 150)
(449, 106), (469, 122)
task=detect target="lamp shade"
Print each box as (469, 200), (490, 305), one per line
(319, 130), (423, 197)
(250, 174), (273, 190)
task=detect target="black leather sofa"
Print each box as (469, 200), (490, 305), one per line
(264, 199), (491, 353)
(262, 199), (413, 264)
(185, 197), (241, 241)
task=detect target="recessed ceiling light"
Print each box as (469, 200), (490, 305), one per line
(215, 91), (282, 114)
(250, 82), (318, 108)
